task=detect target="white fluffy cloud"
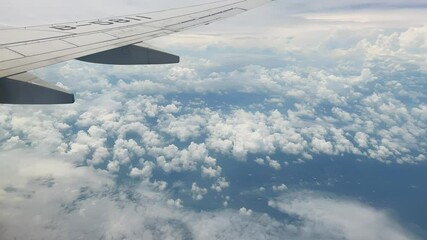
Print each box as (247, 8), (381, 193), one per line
(129, 162), (155, 179)
(107, 160), (120, 173)
(255, 158), (265, 165)
(167, 198), (184, 208)
(211, 177), (230, 192)
(1, 56), (425, 170)
(153, 142), (219, 175)
(239, 207), (253, 216)
(191, 182), (208, 200)
(267, 157), (282, 170)
(272, 184), (288, 192)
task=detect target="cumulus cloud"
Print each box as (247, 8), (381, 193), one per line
(153, 142), (220, 175)
(159, 113), (207, 142)
(272, 184), (288, 192)
(2, 61), (425, 171)
(255, 158), (265, 165)
(107, 160), (120, 173)
(167, 198), (184, 208)
(267, 156), (282, 170)
(191, 182), (208, 200)
(201, 165), (222, 178)
(239, 207), (253, 216)
(129, 162), (155, 179)
(355, 132), (369, 148)
(211, 177), (230, 192)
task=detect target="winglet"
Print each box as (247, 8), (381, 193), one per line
(0, 72), (74, 104)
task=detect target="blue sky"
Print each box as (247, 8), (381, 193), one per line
(1, 0), (427, 239)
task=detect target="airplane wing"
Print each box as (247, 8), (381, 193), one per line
(0, 0), (273, 104)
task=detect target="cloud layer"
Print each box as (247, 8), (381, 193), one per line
(0, 151), (419, 240)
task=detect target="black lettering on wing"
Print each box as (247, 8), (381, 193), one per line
(90, 20), (114, 25)
(50, 25), (76, 31)
(109, 19), (131, 23)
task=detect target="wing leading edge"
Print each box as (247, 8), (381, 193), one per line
(0, 0), (273, 104)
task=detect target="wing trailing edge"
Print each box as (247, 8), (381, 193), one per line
(77, 43), (180, 65)
(0, 72), (74, 104)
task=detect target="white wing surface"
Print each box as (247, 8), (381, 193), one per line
(0, 0), (273, 104)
